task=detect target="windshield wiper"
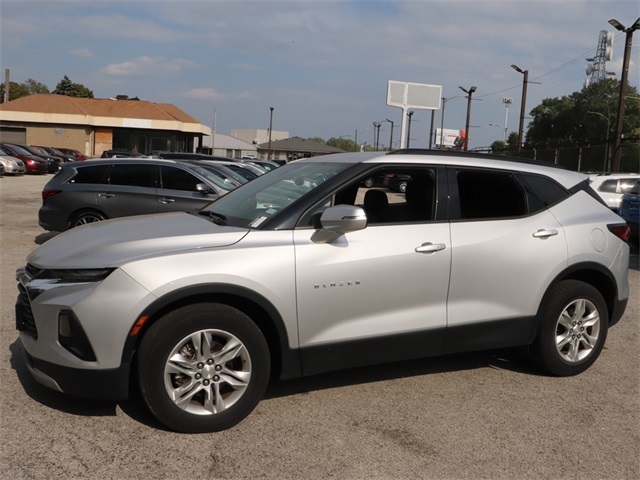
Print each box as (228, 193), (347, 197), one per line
(198, 210), (227, 225)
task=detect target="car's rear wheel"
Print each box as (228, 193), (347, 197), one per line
(137, 303), (270, 433)
(70, 210), (106, 228)
(530, 280), (608, 376)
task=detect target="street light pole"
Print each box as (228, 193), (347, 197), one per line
(502, 97), (512, 143)
(458, 85), (477, 151)
(268, 107), (274, 161)
(511, 64), (528, 154)
(406, 111), (414, 148)
(385, 118), (394, 150)
(373, 122), (381, 150)
(608, 17), (640, 172)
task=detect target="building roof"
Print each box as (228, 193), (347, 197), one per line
(0, 94), (210, 134)
(258, 136), (344, 154)
(201, 132), (257, 151)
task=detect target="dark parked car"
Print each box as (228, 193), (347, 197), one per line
(38, 158), (235, 231)
(619, 181), (639, 245)
(13, 144), (63, 172)
(0, 143), (49, 174)
(386, 173), (412, 192)
(100, 149), (146, 158)
(55, 147), (87, 161)
(33, 146), (76, 163)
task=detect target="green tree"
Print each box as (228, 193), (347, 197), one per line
(326, 137), (356, 151)
(52, 75), (94, 98)
(0, 81), (30, 102)
(24, 78), (50, 94)
(525, 79), (639, 171)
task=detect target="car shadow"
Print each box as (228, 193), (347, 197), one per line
(9, 338), (538, 431)
(35, 231), (60, 245)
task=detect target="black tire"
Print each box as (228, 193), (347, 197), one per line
(363, 177), (374, 188)
(530, 280), (608, 376)
(137, 303), (270, 433)
(398, 181), (408, 193)
(70, 210), (106, 228)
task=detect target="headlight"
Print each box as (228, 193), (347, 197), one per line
(26, 265), (114, 283)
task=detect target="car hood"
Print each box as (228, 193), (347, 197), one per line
(28, 212), (250, 269)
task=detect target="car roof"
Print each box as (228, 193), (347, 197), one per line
(295, 149), (588, 189)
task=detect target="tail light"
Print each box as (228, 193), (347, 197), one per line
(42, 190), (61, 200)
(607, 223), (631, 243)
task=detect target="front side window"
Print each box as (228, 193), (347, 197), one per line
(456, 170), (526, 219)
(598, 179), (618, 193)
(160, 166), (206, 192)
(299, 166), (437, 227)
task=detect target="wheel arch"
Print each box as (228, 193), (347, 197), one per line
(122, 284), (302, 385)
(67, 208), (107, 229)
(544, 262), (622, 327)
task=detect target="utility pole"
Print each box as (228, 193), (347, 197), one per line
(512, 64), (528, 154)
(608, 17), (640, 172)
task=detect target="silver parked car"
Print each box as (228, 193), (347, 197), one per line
(16, 150), (630, 433)
(38, 158), (235, 231)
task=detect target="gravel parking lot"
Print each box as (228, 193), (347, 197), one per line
(1, 173), (638, 480)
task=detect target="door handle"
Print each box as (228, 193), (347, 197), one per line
(415, 242), (446, 254)
(159, 197), (176, 204)
(98, 193), (115, 199)
(532, 229), (558, 239)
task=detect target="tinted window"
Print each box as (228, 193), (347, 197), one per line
(160, 166), (203, 191)
(598, 179), (617, 193)
(108, 164), (156, 188)
(457, 170), (526, 219)
(71, 165), (110, 184)
(619, 178), (640, 193)
(521, 173), (569, 207)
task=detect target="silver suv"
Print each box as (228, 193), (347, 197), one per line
(16, 150), (631, 433)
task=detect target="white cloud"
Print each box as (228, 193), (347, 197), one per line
(180, 88), (258, 102)
(70, 48), (94, 59)
(103, 57), (197, 77)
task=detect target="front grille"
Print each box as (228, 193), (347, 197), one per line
(16, 283), (37, 339)
(25, 263), (42, 279)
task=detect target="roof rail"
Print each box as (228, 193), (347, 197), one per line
(386, 148), (567, 169)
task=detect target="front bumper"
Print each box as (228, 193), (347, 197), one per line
(15, 266), (154, 399)
(21, 347), (130, 400)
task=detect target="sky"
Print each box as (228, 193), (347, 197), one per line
(1, 0), (639, 150)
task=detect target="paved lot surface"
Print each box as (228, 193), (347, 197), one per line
(1, 173), (638, 480)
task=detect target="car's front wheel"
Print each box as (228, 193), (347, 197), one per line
(137, 303), (270, 433)
(530, 280), (608, 376)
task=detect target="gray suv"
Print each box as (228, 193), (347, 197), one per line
(38, 158), (236, 231)
(16, 150), (630, 433)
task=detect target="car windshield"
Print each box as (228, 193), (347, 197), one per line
(198, 161), (352, 228)
(188, 164), (237, 192)
(6, 144), (31, 155)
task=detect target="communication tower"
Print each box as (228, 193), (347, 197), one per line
(584, 30), (615, 88)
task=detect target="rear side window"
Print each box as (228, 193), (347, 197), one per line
(70, 165), (110, 184)
(520, 173), (569, 207)
(108, 164), (156, 188)
(456, 170), (526, 219)
(598, 179), (617, 193)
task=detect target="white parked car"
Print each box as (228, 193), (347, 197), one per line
(589, 173), (640, 210)
(16, 150), (631, 433)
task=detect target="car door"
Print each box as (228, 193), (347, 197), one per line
(157, 165), (220, 213)
(292, 166), (451, 375)
(445, 167), (567, 353)
(97, 163), (159, 218)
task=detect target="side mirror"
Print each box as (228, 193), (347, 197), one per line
(312, 205), (367, 243)
(196, 183), (215, 194)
